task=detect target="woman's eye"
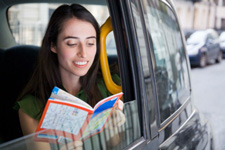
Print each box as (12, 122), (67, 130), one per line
(67, 43), (77, 47)
(87, 43), (95, 46)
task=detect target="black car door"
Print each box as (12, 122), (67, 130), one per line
(119, 0), (211, 149)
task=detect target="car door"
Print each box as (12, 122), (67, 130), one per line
(116, 0), (212, 149)
(126, 0), (212, 149)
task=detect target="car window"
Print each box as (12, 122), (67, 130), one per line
(3, 3), (142, 149)
(8, 3), (119, 85)
(8, 3), (109, 46)
(106, 32), (117, 56)
(8, 3), (118, 78)
(141, 0), (191, 123)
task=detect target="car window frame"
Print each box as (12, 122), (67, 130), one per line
(126, 0), (160, 140)
(107, 0), (149, 149)
(137, 0), (193, 139)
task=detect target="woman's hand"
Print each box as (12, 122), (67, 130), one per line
(104, 100), (126, 147)
(60, 140), (83, 150)
(105, 100), (126, 129)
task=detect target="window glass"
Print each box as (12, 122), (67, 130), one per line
(106, 32), (117, 56)
(106, 32), (121, 82)
(142, 0), (191, 122)
(8, 3), (118, 79)
(8, 4), (109, 46)
(103, 16), (142, 150)
(0, 99), (141, 150)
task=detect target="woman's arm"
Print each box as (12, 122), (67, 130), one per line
(18, 108), (51, 150)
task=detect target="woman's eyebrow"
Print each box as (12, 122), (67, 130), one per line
(63, 36), (79, 40)
(86, 36), (96, 39)
(63, 36), (96, 40)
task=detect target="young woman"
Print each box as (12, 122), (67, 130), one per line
(14, 4), (125, 150)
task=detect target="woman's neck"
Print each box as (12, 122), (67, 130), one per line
(64, 81), (81, 96)
(60, 73), (81, 96)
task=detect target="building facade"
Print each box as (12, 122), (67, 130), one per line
(174, 0), (225, 31)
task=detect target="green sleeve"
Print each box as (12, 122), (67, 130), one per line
(13, 94), (44, 120)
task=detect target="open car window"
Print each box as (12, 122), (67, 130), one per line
(2, 2), (142, 150)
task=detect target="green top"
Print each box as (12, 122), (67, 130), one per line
(14, 74), (121, 121)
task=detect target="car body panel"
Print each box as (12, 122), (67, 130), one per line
(159, 108), (213, 150)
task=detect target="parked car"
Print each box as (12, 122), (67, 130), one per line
(183, 29), (196, 40)
(0, 0), (214, 149)
(219, 31), (225, 58)
(186, 29), (222, 67)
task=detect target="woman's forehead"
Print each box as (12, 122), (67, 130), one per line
(59, 18), (96, 39)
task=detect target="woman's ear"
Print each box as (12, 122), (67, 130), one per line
(51, 43), (57, 53)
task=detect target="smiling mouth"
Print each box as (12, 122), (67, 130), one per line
(73, 61), (88, 67)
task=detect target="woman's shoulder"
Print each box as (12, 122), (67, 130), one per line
(14, 94), (35, 109)
(14, 94), (43, 120)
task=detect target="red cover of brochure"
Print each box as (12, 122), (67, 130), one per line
(34, 86), (123, 144)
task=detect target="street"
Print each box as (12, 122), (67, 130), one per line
(190, 59), (225, 150)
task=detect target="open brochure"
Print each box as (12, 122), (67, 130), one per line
(34, 86), (123, 144)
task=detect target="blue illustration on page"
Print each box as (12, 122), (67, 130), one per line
(91, 97), (118, 119)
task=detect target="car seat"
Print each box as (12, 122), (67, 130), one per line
(0, 45), (39, 143)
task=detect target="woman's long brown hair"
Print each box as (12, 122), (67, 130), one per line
(18, 4), (102, 111)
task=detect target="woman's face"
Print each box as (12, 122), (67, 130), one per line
(51, 18), (97, 78)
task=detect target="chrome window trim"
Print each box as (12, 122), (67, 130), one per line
(159, 96), (191, 131)
(159, 108), (197, 146)
(125, 137), (147, 150)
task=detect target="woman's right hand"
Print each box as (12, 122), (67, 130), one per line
(105, 100), (125, 130)
(60, 140), (83, 150)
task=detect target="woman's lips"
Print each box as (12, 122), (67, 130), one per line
(73, 61), (88, 68)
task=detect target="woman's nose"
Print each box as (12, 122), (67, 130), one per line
(77, 44), (87, 58)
